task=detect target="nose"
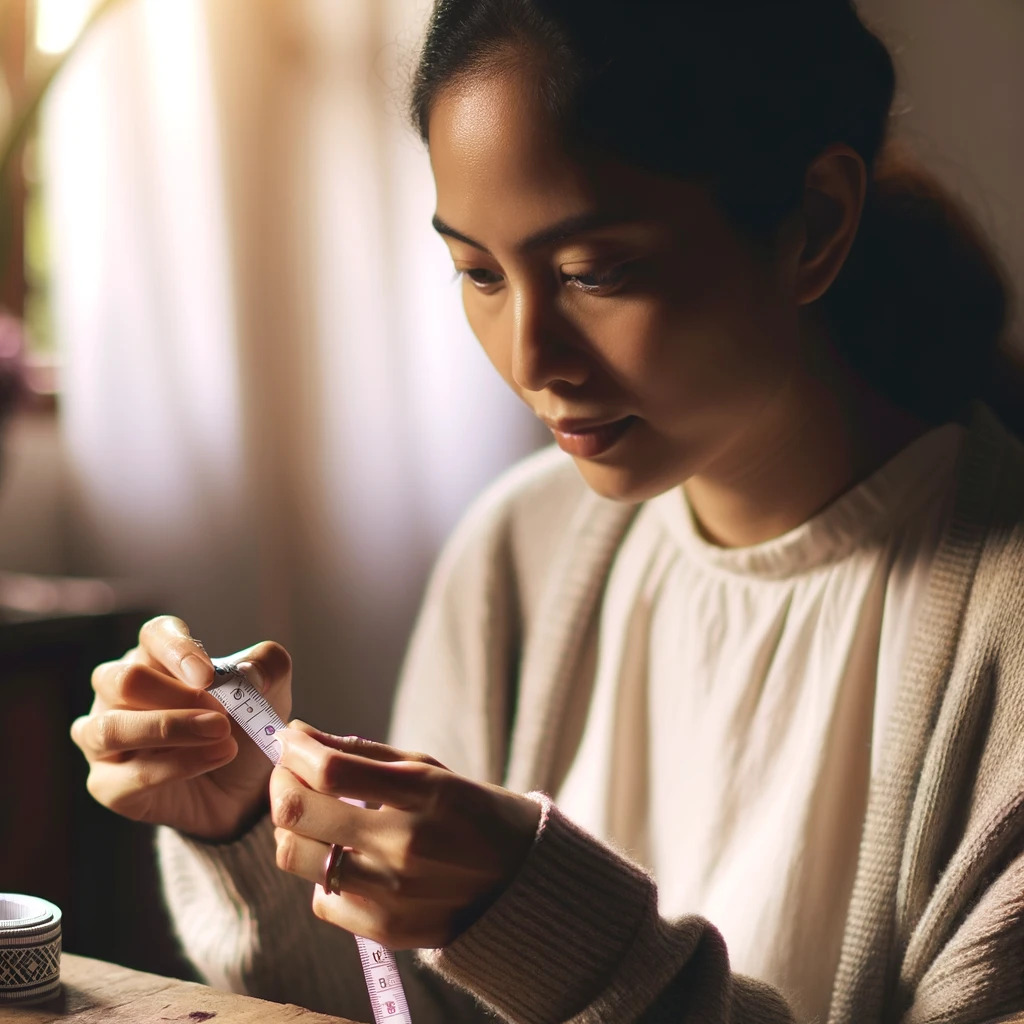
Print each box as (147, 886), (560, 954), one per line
(510, 287), (589, 392)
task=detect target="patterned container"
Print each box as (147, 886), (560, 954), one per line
(0, 894), (61, 1005)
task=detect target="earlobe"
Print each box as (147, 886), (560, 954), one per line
(796, 145), (867, 307)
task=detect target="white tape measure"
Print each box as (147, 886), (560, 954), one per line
(209, 659), (412, 1024)
(0, 894), (61, 1005)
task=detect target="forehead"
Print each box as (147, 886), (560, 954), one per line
(427, 71), (595, 229)
(427, 70), (711, 246)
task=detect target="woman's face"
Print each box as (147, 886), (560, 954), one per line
(429, 69), (808, 503)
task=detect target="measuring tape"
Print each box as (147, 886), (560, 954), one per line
(0, 894), (61, 1005)
(209, 659), (412, 1024)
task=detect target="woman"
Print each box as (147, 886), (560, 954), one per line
(71, 1), (1024, 1021)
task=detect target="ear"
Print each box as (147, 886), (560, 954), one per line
(794, 144), (867, 306)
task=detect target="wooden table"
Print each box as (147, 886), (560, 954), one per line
(4, 954), (364, 1023)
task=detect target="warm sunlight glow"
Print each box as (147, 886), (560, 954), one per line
(35, 0), (97, 55)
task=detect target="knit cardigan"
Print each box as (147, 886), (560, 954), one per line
(158, 403), (1024, 1024)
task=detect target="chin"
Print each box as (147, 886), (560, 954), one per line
(572, 456), (686, 505)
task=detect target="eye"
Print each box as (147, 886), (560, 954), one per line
(562, 263), (631, 295)
(459, 267), (504, 293)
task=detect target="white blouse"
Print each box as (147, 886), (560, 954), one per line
(556, 424), (964, 1022)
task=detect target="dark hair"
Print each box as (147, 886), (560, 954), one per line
(411, 0), (1020, 430)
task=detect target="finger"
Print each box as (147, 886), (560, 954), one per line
(277, 727), (439, 809)
(309, 886), (450, 951)
(138, 615), (213, 690)
(85, 740), (239, 812)
(286, 721), (446, 768)
(276, 827), (473, 904)
(273, 829), (368, 890)
(71, 708), (233, 761)
(91, 659), (223, 712)
(269, 765), (382, 845)
(222, 640), (291, 687)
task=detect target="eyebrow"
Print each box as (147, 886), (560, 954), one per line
(431, 211), (636, 255)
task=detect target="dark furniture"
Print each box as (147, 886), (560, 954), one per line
(0, 583), (195, 980)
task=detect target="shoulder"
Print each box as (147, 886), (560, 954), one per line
(952, 405), (1024, 650)
(963, 406), (1024, 579)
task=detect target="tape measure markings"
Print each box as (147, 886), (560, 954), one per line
(209, 659), (412, 1024)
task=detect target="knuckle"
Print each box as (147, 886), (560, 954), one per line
(391, 840), (418, 882)
(92, 711), (120, 752)
(69, 717), (87, 753)
(407, 749), (444, 768)
(404, 818), (434, 862)
(90, 659), (117, 693)
(250, 640), (292, 679)
(127, 759), (154, 793)
(139, 615), (172, 642)
(343, 736), (377, 756)
(385, 868), (414, 899)
(418, 768), (450, 816)
(84, 770), (104, 803)
(387, 825), (425, 881)
(274, 831), (297, 873)
(319, 754), (347, 792)
(155, 714), (174, 745)
(271, 787), (305, 829)
(118, 663), (151, 703)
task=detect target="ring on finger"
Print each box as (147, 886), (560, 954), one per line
(323, 843), (349, 895)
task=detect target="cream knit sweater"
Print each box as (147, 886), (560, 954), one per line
(158, 404), (1024, 1024)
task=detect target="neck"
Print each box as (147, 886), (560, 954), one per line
(683, 372), (928, 548)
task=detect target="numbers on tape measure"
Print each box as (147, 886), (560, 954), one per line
(207, 658), (412, 1024)
(357, 937), (411, 1022)
(208, 661), (285, 763)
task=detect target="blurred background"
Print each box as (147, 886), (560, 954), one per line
(0, 0), (1020, 983)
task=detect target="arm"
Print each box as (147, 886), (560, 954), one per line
(269, 727), (797, 1024)
(422, 796), (795, 1024)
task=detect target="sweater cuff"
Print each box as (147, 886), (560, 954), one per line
(419, 794), (658, 1023)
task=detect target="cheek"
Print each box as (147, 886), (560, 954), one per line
(624, 274), (798, 413)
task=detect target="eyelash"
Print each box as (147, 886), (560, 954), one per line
(456, 264), (631, 296)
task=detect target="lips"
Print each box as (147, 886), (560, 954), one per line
(546, 416), (637, 458)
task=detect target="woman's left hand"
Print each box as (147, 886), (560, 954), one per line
(270, 721), (542, 949)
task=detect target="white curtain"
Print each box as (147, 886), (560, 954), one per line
(43, 0), (544, 735)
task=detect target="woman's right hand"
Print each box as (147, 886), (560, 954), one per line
(71, 615), (293, 842)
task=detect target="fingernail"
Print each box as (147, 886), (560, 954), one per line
(181, 654), (210, 689)
(192, 712), (229, 738)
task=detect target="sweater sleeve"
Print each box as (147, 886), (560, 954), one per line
(420, 794), (795, 1024)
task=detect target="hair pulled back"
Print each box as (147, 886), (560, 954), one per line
(411, 0), (1018, 429)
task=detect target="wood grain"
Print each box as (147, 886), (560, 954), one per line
(3, 954), (362, 1023)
